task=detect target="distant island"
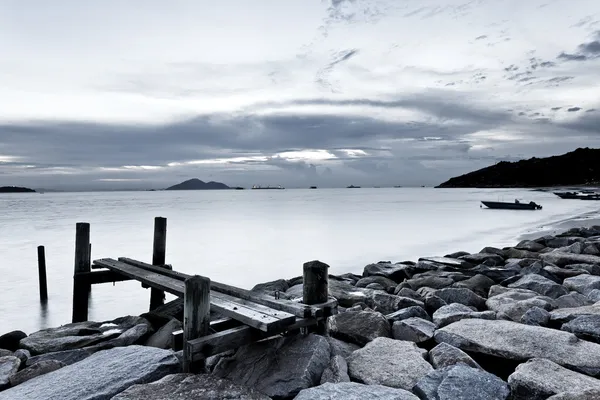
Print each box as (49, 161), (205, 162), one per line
(165, 178), (230, 190)
(0, 186), (36, 193)
(436, 147), (600, 188)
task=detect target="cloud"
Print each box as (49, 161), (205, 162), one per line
(557, 30), (600, 61)
(567, 107), (582, 112)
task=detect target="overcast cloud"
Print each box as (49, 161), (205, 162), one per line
(1, 0), (599, 190)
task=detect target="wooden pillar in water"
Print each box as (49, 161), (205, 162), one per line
(183, 275), (211, 373)
(37, 245), (48, 302)
(303, 260), (330, 334)
(72, 222), (91, 323)
(149, 217), (168, 311)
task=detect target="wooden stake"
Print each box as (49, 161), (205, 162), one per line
(72, 222), (91, 323)
(149, 217), (168, 311)
(37, 245), (48, 302)
(303, 260), (330, 334)
(183, 275), (211, 373)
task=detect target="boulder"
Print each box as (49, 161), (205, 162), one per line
(356, 276), (397, 292)
(550, 304), (600, 324)
(0, 346), (180, 400)
(0, 351), (10, 358)
(428, 342), (481, 369)
(446, 251), (471, 258)
(508, 358), (600, 400)
(424, 294), (448, 314)
(520, 307), (550, 326)
(213, 333), (330, 399)
(453, 274), (495, 297)
(548, 389), (600, 399)
(328, 280), (373, 308)
(12, 349), (29, 365)
(392, 318), (435, 343)
(366, 293), (424, 314)
(486, 288), (555, 321)
(432, 303), (495, 328)
(413, 364), (510, 400)
(556, 242), (584, 254)
(0, 356), (20, 390)
(113, 373), (270, 400)
(563, 275), (600, 295)
(365, 283), (386, 291)
(555, 292), (591, 309)
(25, 348), (93, 367)
(406, 276), (454, 290)
(145, 319), (182, 349)
(386, 306), (431, 322)
(393, 287), (422, 300)
(251, 279), (289, 296)
(469, 265), (521, 283)
(516, 240), (546, 252)
(0, 331), (26, 352)
(543, 264), (589, 280)
(326, 337), (360, 360)
(561, 315), (600, 342)
(508, 274), (568, 299)
(540, 252), (600, 267)
(480, 246), (507, 257)
(327, 311), (391, 346)
(320, 355), (350, 384)
(347, 337), (433, 391)
(294, 382), (419, 400)
(19, 316), (151, 355)
(459, 253), (504, 266)
(435, 319), (600, 376)
(363, 262), (411, 282)
(505, 248), (540, 260)
(587, 289), (600, 302)
(9, 360), (65, 386)
(418, 257), (472, 269)
(583, 244), (600, 256)
(433, 287), (486, 310)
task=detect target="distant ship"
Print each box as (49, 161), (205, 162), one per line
(252, 185), (285, 190)
(347, 185), (361, 189)
(309, 186), (318, 189)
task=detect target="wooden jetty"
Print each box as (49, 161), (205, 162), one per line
(70, 217), (337, 372)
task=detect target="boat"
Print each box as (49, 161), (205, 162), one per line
(554, 191), (600, 199)
(309, 186), (317, 189)
(347, 185), (360, 188)
(481, 199), (542, 210)
(251, 185), (284, 190)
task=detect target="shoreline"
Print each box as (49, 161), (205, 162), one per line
(2, 224), (600, 398)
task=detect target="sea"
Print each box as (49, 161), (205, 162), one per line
(1, 187), (599, 334)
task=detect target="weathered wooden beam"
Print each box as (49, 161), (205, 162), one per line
(183, 275), (211, 373)
(171, 318), (242, 351)
(303, 260), (330, 334)
(74, 270), (133, 285)
(148, 217), (167, 309)
(37, 245), (48, 302)
(72, 222), (91, 323)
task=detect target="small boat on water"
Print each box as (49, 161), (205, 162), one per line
(347, 185), (360, 188)
(554, 191), (600, 199)
(252, 185), (285, 190)
(481, 199), (542, 210)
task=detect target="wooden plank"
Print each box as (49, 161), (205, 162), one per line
(93, 258), (184, 296)
(183, 275), (211, 373)
(172, 318), (242, 351)
(188, 318), (322, 361)
(150, 217), (168, 311)
(118, 257), (321, 319)
(37, 245), (48, 302)
(75, 270), (133, 285)
(72, 222), (91, 323)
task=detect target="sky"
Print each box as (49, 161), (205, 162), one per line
(0, 0), (599, 190)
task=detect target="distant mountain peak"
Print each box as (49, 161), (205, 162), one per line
(166, 178), (230, 190)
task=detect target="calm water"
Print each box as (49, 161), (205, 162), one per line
(1, 188), (599, 334)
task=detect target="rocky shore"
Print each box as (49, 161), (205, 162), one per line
(3, 225), (600, 399)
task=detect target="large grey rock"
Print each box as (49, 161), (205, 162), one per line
(12, 349), (30, 365)
(413, 364), (510, 400)
(508, 358), (600, 400)
(347, 337), (433, 390)
(419, 256), (471, 268)
(325, 337), (360, 360)
(508, 274), (568, 299)
(435, 319), (600, 376)
(394, 287), (423, 300)
(0, 351), (10, 358)
(550, 304), (600, 324)
(363, 262), (411, 282)
(453, 274), (495, 297)
(433, 288), (486, 310)
(548, 389), (600, 399)
(520, 306), (550, 326)
(320, 355), (350, 384)
(88, 324), (150, 351)
(556, 242), (584, 254)
(587, 289), (600, 302)
(386, 306), (430, 322)
(0, 331), (26, 352)
(540, 251), (600, 267)
(356, 276), (397, 292)
(428, 342), (481, 369)
(366, 293), (424, 314)
(25, 348), (93, 367)
(432, 303), (495, 328)
(144, 319), (182, 349)
(0, 346), (180, 400)
(516, 240), (546, 252)
(392, 318), (435, 343)
(19, 316), (151, 355)
(0, 356), (20, 390)
(327, 310), (391, 346)
(459, 252), (504, 266)
(406, 276), (454, 290)
(563, 275), (600, 295)
(584, 244), (600, 255)
(213, 333), (330, 399)
(9, 360), (65, 386)
(294, 382), (419, 400)
(555, 292), (592, 309)
(112, 373), (270, 400)
(251, 279), (289, 296)
(486, 288), (555, 321)
(562, 315), (600, 342)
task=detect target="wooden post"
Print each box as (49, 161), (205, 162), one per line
(72, 222), (91, 323)
(183, 275), (211, 373)
(149, 217), (167, 311)
(37, 245), (48, 302)
(303, 260), (330, 334)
